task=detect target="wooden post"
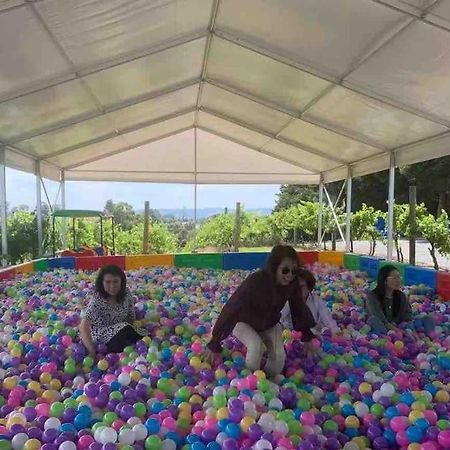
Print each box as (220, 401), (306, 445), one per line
(143, 201), (150, 254)
(409, 184), (416, 265)
(233, 202), (241, 252)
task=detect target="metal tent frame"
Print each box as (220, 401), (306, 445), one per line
(2, 0), (450, 262)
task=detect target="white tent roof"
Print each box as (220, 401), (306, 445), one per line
(2, 0), (450, 184)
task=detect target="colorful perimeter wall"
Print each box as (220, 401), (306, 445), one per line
(1, 251), (449, 300)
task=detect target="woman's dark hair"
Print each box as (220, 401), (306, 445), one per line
(297, 268), (316, 291)
(95, 264), (127, 303)
(372, 264), (402, 318)
(265, 245), (299, 277)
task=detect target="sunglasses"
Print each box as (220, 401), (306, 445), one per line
(281, 266), (298, 275)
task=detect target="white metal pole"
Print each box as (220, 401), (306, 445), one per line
(324, 186), (346, 244)
(194, 128), (198, 231)
(0, 149), (8, 265)
(60, 170), (66, 249)
(387, 153), (395, 261)
(345, 167), (352, 252)
(318, 178), (324, 247)
(36, 161), (43, 257)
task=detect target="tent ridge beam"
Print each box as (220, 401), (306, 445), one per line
(204, 78), (387, 151)
(0, 30), (207, 105)
(195, 0), (220, 126)
(200, 106), (346, 164)
(64, 125), (194, 170)
(213, 30), (450, 128)
(197, 125), (319, 174)
(8, 78), (200, 145)
(369, 0), (450, 32)
(41, 107), (197, 160)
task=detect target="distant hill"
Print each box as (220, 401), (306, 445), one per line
(137, 208), (272, 220)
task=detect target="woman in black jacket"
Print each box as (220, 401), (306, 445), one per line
(204, 245), (316, 378)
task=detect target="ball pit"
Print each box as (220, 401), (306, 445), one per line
(0, 263), (448, 450)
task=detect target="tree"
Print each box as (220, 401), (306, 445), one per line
(185, 213), (235, 251)
(104, 200), (140, 231)
(274, 185), (318, 211)
(417, 210), (450, 270)
(5, 210), (37, 263)
(351, 204), (384, 255)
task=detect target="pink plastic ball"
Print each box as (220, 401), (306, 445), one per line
(77, 435), (94, 449)
(162, 417), (177, 431)
(191, 342), (202, 354)
(390, 416), (410, 433)
(438, 430), (450, 448)
(35, 403), (50, 417)
(300, 412), (315, 426)
(61, 336), (72, 347)
(420, 442), (439, 450)
(423, 410), (438, 426)
(396, 430), (410, 446)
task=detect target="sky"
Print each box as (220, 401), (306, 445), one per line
(6, 168), (280, 211)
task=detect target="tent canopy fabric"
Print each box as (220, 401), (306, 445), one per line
(52, 209), (105, 218)
(2, 0), (450, 185)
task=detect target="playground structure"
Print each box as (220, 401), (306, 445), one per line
(51, 209), (116, 257)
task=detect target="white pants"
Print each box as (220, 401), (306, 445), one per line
(232, 322), (285, 378)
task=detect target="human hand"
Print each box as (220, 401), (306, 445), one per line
(203, 348), (219, 365)
(304, 340), (321, 358)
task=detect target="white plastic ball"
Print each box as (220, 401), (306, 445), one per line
(118, 373), (131, 386)
(216, 432), (228, 446)
(268, 398), (283, 411)
(372, 390), (382, 402)
(99, 427), (117, 444)
(254, 439), (273, 450)
(380, 382), (395, 397)
(252, 393), (266, 406)
(161, 439), (177, 450)
(44, 417), (61, 430)
(94, 426), (106, 442)
(132, 423), (148, 441)
(12, 433), (28, 450)
(118, 428), (135, 445)
(127, 417), (141, 426)
(274, 420), (289, 436)
(59, 442), (77, 450)
(354, 402), (370, 418)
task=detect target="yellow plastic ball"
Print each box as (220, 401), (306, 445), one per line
(7, 413), (26, 427)
(189, 395), (203, 405)
(216, 407), (229, 420)
(3, 377), (17, 390)
(240, 416), (256, 432)
(254, 370), (266, 380)
(345, 416), (360, 428)
(97, 360), (109, 371)
(394, 340), (404, 351)
(130, 371), (141, 382)
(28, 381), (42, 394)
(39, 373), (52, 385)
(32, 332), (42, 341)
(23, 439), (41, 450)
(76, 395), (90, 405)
(411, 401), (426, 412)
(190, 357), (202, 370)
(407, 444), (421, 450)
(408, 410), (424, 423)
(178, 402), (191, 413)
(175, 326), (184, 336)
(358, 382), (372, 395)
(178, 411), (191, 422)
(49, 379), (62, 391)
(215, 369), (226, 380)
(435, 390), (450, 403)
(10, 348), (22, 358)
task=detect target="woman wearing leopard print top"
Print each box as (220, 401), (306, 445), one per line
(79, 264), (146, 355)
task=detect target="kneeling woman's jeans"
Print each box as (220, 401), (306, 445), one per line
(368, 316), (435, 335)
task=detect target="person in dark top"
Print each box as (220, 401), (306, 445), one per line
(366, 264), (434, 336)
(204, 245), (316, 378)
